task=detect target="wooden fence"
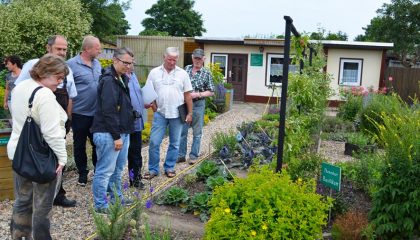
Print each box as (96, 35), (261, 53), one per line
(385, 67), (420, 103)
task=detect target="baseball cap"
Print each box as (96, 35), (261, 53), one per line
(192, 49), (205, 58)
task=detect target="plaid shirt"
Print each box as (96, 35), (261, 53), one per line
(185, 65), (215, 92)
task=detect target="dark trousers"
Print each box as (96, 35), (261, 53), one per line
(54, 166), (66, 202)
(72, 113), (97, 177)
(11, 172), (56, 240)
(128, 131), (143, 185)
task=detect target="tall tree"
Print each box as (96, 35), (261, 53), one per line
(0, 0), (92, 61)
(309, 28), (348, 41)
(359, 0), (420, 67)
(81, 0), (130, 41)
(141, 0), (206, 37)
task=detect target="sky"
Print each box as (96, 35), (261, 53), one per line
(125, 0), (391, 40)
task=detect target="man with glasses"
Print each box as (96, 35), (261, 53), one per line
(144, 47), (193, 179)
(67, 35), (102, 186)
(178, 49), (214, 165)
(91, 47), (135, 213)
(14, 35), (78, 207)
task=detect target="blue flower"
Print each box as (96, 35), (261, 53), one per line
(123, 181), (129, 191)
(149, 187), (154, 193)
(134, 191), (140, 199)
(129, 169), (135, 182)
(145, 199), (153, 209)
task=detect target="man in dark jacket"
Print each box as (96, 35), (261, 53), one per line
(90, 47), (135, 213)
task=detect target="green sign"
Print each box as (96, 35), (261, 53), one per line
(321, 162), (341, 191)
(0, 137), (10, 146)
(250, 53), (263, 66)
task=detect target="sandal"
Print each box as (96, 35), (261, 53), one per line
(143, 172), (157, 180)
(164, 170), (176, 178)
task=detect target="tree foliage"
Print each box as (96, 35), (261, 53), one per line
(0, 0), (92, 61)
(360, 0), (420, 67)
(81, 0), (130, 41)
(309, 28), (348, 41)
(141, 0), (206, 37)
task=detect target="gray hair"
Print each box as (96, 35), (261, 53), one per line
(113, 47), (134, 58)
(164, 47), (179, 57)
(47, 35), (66, 46)
(82, 35), (100, 50)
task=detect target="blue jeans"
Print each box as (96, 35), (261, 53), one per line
(92, 132), (130, 210)
(148, 112), (183, 175)
(179, 99), (205, 159)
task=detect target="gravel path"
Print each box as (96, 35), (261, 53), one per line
(0, 102), (265, 240)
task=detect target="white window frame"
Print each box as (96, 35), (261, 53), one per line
(265, 53), (298, 86)
(339, 58), (363, 86)
(211, 54), (228, 79)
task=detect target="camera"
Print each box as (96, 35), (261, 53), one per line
(133, 110), (142, 119)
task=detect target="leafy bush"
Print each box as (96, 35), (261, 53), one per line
(156, 186), (189, 207)
(359, 94), (402, 137)
(369, 100), (420, 238)
(185, 192), (211, 222)
(205, 166), (332, 239)
(211, 131), (237, 154)
(321, 116), (354, 133)
(337, 153), (385, 197)
(337, 94), (363, 122)
(183, 174), (198, 187)
(344, 132), (374, 146)
(288, 153), (324, 182)
(206, 176), (227, 191)
(196, 160), (220, 181)
(331, 211), (369, 240)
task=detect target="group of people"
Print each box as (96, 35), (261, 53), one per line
(3, 34), (214, 239)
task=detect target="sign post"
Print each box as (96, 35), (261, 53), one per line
(321, 162), (341, 223)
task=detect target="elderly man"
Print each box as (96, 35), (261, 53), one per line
(178, 49), (214, 165)
(90, 47), (135, 213)
(14, 35), (77, 207)
(67, 35), (102, 186)
(144, 47), (193, 179)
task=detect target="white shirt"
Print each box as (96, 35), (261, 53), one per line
(146, 65), (192, 118)
(7, 79), (68, 166)
(15, 58), (78, 98)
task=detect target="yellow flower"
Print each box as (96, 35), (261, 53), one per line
(297, 178), (302, 183)
(224, 208), (231, 214)
(251, 230), (256, 236)
(262, 224), (268, 230)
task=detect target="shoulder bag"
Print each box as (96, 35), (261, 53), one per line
(12, 86), (58, 183)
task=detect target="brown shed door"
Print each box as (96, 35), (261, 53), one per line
(227, 54), (248, 101)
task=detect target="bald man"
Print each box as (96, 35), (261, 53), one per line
(67, 36), (102, 186)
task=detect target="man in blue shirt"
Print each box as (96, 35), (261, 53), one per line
(67, 35), (102, 186)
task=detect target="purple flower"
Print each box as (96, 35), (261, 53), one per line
(149, 187), (154, 193)
(129, 169), (135, 182)
(134, 191), (140, 199)
(146, 199), (153, 209)
(123, 181), (129, 191)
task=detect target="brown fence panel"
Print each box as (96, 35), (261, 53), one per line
(385, 67), (420, 103)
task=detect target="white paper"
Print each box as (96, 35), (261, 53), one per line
(141, 81), (158, 104)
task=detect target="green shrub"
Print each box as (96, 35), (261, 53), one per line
(369, 101), (420, 238)
(196, 160), (220, 181)
(262, 113), (279, 122)
(344, 132), (374, 146)
(337, 153), (385, 197)
(359, 94), (402, 137)
(211, 131), (237, 154)
(288, 153), (324, 182)
(206, 176), (227, 191)
(183, 173), (198, 187)
(321, 116), (354, 133)
(337, 95), (363, 121)
(204, 166), (332, 239)
(156, 186), (189, 207)
(320, 132), (346, 142)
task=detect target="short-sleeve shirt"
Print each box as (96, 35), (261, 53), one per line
(185, 65), (215, 93)
(14, 58), (78, 99)
(146, 65), (192, 119)
(67, 55), (102, 116)
(6, 73), (18, 101)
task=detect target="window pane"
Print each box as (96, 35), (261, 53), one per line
(342, 62), (359, 83)
(213, 55), (227, 77)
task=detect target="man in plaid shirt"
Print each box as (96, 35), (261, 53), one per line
(178, 49), (214, 165)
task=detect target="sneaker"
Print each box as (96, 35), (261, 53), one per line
(77, 174), (87, 186)
(177, 156), (186, 163)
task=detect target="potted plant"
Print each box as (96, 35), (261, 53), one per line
(208, 63), (227, 113)
(223, 82), (234, 111)
(344, 132), (376, 156)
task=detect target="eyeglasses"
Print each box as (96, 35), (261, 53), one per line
(116, 57), (134, 66)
